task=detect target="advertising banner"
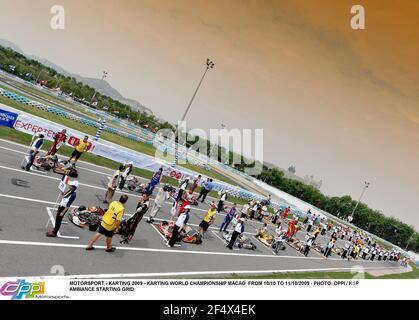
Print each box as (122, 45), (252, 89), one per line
(12, 112), (194, 181)
(0, 108), (18, 128)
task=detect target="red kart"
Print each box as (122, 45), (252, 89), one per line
(158, 221), (203, 244)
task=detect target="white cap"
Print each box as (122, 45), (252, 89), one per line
(127, 161), (133, 165)
(240, 218), (245, 222)
(184, 205), (191, 210)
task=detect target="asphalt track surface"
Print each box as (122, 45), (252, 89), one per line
(0, 139), (403, 278)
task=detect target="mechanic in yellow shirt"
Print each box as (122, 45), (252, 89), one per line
(69, 135), (90, 164)
(86, 195), (128, 253)
(198, 202), (217, 235)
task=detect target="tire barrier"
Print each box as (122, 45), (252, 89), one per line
(0, 87), (273, 204)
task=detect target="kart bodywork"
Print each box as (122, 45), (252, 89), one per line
(255, 229), (274, 247)
(33, 155), (78, 177)
(158, 221), (203, 244)
(68, 205), (105, 231)
(222, 232), (257, 250)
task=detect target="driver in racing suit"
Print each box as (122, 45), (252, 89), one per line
(46, 129), (67, 157)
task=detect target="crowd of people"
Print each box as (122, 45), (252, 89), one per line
(22, 131), (407, 265)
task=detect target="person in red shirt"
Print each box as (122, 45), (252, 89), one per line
(46, 129), (67, 157)
(190, 175), (202, 193)
(178, 190), (195, 216)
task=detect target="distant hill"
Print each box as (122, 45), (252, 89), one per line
(0, 39), (153, 115)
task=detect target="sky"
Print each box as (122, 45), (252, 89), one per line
(0, 0), (418, 228)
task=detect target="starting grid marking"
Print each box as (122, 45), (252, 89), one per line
(0, 192), (396, 265)
(0, 140), (402, 274)
(0, 146), (264, 223)
(45, 207), (79, 240)
(0, 238), (405, 279)
(211, 230), (240, 251)
(0, 139), (249, 208)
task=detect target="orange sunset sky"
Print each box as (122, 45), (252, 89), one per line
(0, 0), (418, 228)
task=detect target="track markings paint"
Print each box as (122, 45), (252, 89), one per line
(10, 265), (406, 280)
(0, 238), (373, 262)
(211, 230), (239, 251)
(150, 223), (170, 246)
(252, 235), (277, 256)
(46, 207), (79, 240)
(0, 140), (248, 206)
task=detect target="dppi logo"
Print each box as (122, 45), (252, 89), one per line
(0, 280), (45, 300)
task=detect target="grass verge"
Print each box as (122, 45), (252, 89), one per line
(0, 126), (248, 204)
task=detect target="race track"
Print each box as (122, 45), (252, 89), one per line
(0, 139), (403, 278)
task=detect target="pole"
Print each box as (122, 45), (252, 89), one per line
(404, 232), (415, 251)
(90, 71), (107, 105)
(174, 59), (215, 138)
(94, 118), (106, 141)
(350, 181), (370, 217)
(179, 66), (209, 125)
(35, 70), (43, 82)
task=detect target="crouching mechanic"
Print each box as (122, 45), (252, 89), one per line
(86, 195), (128, 252)
(46, 180), (78, 237)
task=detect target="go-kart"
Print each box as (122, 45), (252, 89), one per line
(126, 177), (147, 193)
(222, 232), (256, 250)
(33, 155), (78, 177)
(68, 205), (105, 231)
(271, 236), (287, 254)
(33, 155), (58, 171)
(255, 228), (275, 247)
(53, 160), (78, 177)
(158, 221), (203, 244)
(286, 237), (302, 251)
